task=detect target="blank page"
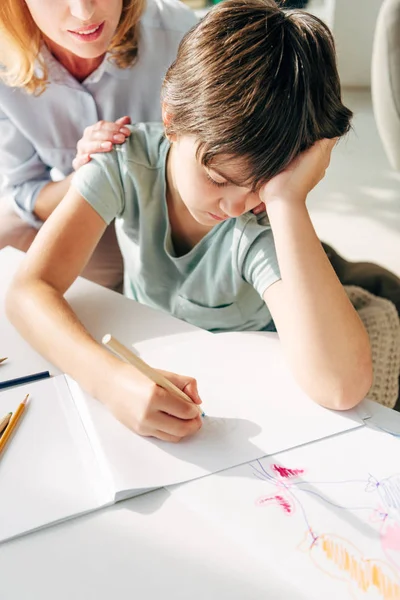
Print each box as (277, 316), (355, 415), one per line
(0, 376), (110, 543)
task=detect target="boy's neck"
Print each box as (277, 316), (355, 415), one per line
(165, 146), (214, 256)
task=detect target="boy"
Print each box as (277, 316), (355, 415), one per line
(7, 0), (372, 442)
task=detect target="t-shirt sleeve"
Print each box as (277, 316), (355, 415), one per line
(238, 215), (281, 298)
(71, 149), (125, 225)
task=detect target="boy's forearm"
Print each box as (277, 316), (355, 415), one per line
(267, 199), (372, 409)
(5, 280), (120, 402)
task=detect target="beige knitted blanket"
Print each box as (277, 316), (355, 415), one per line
(345, 285), (400, 408)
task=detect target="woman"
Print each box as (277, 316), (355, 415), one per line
(0, 0), (197, 288)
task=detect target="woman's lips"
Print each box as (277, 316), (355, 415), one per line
(68, 21), (105, 42)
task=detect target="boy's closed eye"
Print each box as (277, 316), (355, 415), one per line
(205, 164), (254, 191)
(205, 171), (229, 188)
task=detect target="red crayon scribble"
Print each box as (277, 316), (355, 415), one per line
(256, 494), (294, 514)
(272, 464), (305, 479)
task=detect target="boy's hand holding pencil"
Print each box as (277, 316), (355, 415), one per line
(102, 334), (203, 443)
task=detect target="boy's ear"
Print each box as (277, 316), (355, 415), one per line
(162, 102), (176, 141)
(162, 102), (172, 126)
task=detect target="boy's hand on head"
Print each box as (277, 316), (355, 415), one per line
(259, 138), (337, 208)
(109, 363), (203, 443)
(72, 116), (132, 171)
(252, 201), (266, 216)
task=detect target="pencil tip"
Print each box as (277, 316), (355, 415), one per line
(0, 357), (8, 364)
(23, 394), (30, 405)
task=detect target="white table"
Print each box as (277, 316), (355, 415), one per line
(0, 247), (398, 599)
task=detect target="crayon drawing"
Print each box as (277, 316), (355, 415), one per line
(251, 459), (400, 599)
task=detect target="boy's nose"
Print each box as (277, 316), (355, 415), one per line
(220, 191), (255, 217)
(222, 203), (244, 218)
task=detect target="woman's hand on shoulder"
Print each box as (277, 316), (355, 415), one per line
(254, 138), (337, 213)
(107, 364), (203, 442)
(73, 116), (132, 171)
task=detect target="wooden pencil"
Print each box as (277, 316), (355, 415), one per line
(102, 334), (204, 416)
(0, 357), (8, 364)
(0, 412), (12, 437)
(0, 394), (29, 456)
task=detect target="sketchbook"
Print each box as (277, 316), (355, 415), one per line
(0, 332), (368, 543)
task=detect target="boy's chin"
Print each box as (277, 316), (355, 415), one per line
(188, 209), (218, 227)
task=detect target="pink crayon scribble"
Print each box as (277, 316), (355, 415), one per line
(272, 464), (305, 479)
(382, 521), (400, 551)
(381, 520), (400, 571)
(256, 494), (294, 514)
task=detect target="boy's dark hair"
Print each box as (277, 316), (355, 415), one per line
(162, 0), (352, 189)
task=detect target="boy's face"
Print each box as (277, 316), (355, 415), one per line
(169, 136), (260, 227)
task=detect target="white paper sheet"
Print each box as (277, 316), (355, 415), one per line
(73, 331), (367, 497)
(168, 426), (400, 600)
(0, 377), (109, 543)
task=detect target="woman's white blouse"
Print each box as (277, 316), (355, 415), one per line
(0, 0), (197, 225)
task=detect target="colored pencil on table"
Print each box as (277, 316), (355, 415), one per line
(0, 412), (12, 437)
(0, 370), (50, 391)
(102, 334), (205, 417)
(0, 357), (8, 364)
(0, 394), (29, 457)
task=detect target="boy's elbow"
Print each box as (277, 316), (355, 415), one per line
(331, 367), (373, 411)
(5, 276), (30, 326)
(6, 283), (19, 324)
(320, 353), (374, 411)
(302, 343), (373, 411)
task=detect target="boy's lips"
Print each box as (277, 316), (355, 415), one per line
(208, 212), (228, 222)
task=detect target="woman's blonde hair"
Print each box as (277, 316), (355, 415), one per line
(0, 0), (145, 95)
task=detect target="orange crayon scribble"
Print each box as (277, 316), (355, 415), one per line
(311, 534), (400, 599)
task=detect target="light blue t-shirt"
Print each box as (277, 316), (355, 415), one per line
(73, 123), (281, 332)
(0, 0), (197, 227)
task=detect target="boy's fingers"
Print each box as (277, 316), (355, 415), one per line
(317, 137), (338, 153)
(252, 201), (266, 215)
(158, 371), (203, 406)
(153, 411), (202, 438)
(157, 389), (201, 419)
(319, 137), (338, 165)
(154, 431), (183, 443)
(182, 380), (203, 405)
